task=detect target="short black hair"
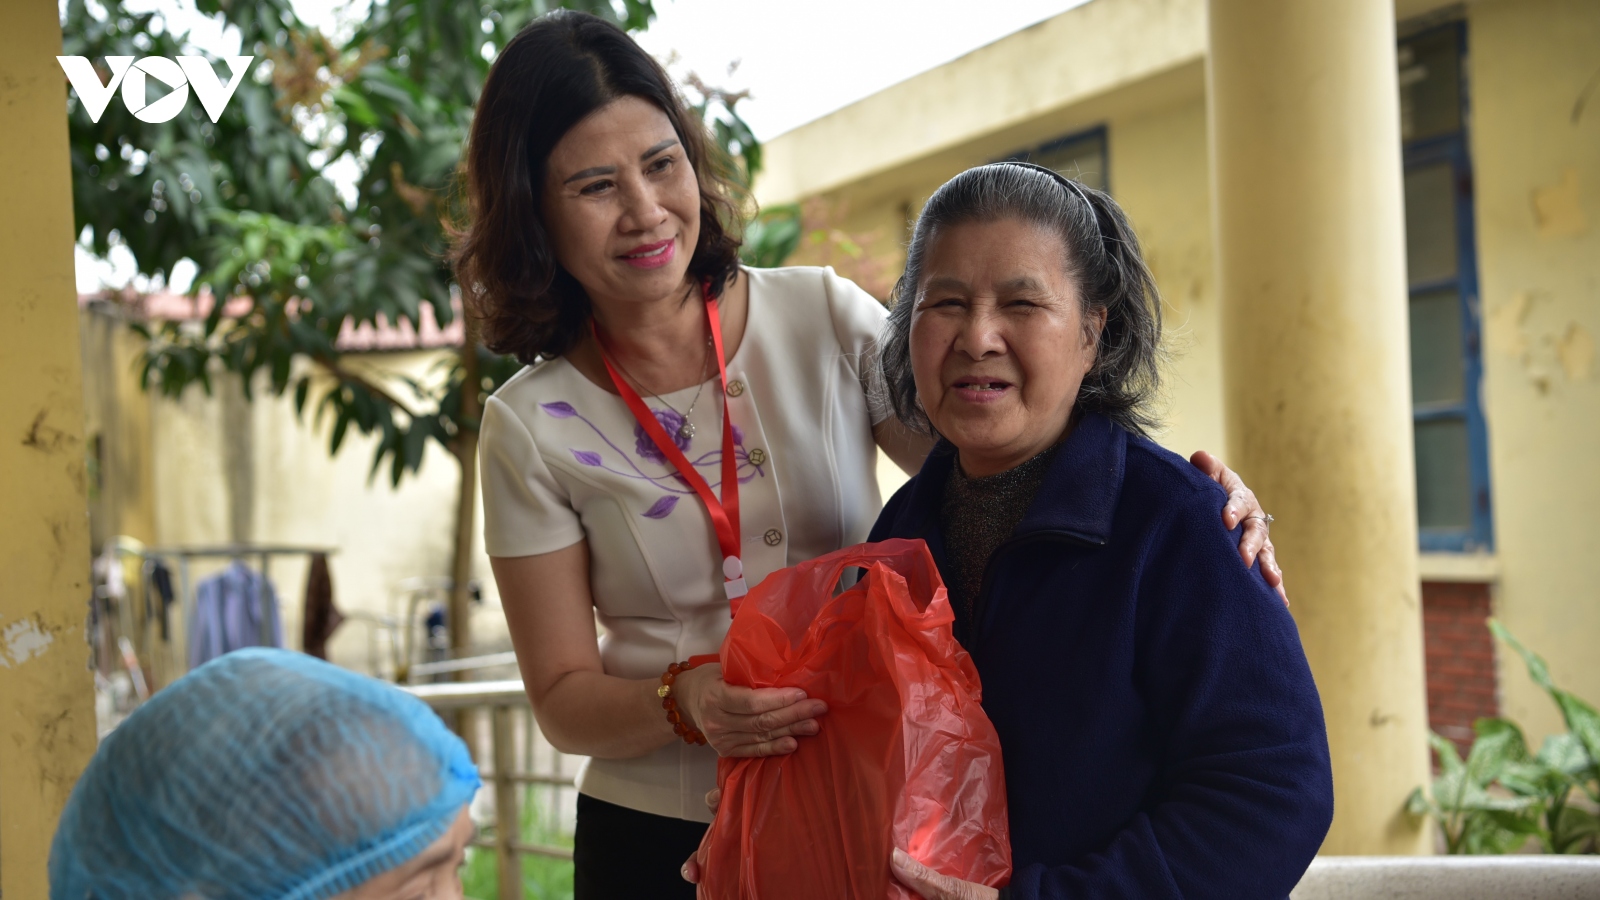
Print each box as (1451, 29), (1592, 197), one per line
(878, 162), (1164, 436)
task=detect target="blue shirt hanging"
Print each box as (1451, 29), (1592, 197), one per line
(189, 560), (283, 668)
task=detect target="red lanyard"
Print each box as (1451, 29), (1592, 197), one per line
(593, 285), (747, 612)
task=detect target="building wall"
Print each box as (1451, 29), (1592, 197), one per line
(0, 2), (99, 892)
(1107, 94), (1228, 461)
(757, 0), (1206, 207)
(79, 305), (158, 547)
(1422, 580), (1497, 751)
(1468, 0), (1600, 743)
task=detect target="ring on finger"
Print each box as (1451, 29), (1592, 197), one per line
(1245, 513), (1274, 531)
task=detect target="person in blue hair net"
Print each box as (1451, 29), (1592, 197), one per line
(51, 648), (482, 900)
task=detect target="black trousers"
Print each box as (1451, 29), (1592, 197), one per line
(573, 793), (709, 899)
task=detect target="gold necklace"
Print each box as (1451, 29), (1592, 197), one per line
(605, 333), (714, 441)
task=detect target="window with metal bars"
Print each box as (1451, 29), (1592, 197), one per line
(1002, 125), (1109, 194)
(1400, 20), (1494, 552)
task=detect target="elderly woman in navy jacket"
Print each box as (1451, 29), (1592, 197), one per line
(871, 163), (1334, 900)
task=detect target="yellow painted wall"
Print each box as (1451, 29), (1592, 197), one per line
(1468, 0), (1600, 742)
(80, 305), (158, 547)
(0, 1), (99, 893)
(756, 0), (1207, 207)
(1109, 94), (1228, 461)
(1208, 0), (1428, 853)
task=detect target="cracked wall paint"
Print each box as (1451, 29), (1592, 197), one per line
(0, 616), (55, 668)
(1486, 291), (1594, 391)
(1468, 0), (1600, 753)
(1532, 167), (1588, 238)
(1556, 322), (1595, 380)
(1487, 291), (1535, 362)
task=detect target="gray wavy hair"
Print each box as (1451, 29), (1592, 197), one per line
(876, 162), (1165, 437)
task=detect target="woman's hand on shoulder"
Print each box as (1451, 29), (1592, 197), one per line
(674, 663), (828, 757)
(1189, 450), (1288, 606)
(890, 849), (1000, 900)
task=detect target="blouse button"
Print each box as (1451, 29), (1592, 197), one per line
(748, 448), (768, 466)
(726, 380), (746, 397)
(764, 528), (783, 546)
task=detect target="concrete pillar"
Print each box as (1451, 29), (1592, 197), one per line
(0, 0), (99, 893)
(1206, 1), (1432, 854)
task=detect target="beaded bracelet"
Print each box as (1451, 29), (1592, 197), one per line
(657, 659), (708, 745)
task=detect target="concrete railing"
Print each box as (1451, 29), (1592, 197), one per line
(405, 677), (528, 710)
(408, 681), (1600, 900)
(1292, 856), (1600, 899)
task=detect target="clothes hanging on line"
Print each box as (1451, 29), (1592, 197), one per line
(189, 561), (283, 669)
(300, 552), (343, 660)
(150, 560), (176, 642)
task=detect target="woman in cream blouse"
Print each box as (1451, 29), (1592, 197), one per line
(458, 12), (1281, 899)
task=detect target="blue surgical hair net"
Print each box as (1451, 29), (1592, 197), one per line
(51, 648), (481, 900)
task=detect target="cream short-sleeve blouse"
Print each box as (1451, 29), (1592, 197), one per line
(479, 265), (888, 822)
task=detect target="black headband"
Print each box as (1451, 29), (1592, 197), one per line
(992, 160), (1105, 243)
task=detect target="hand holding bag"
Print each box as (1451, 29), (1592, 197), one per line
(695, 538), (1011, 899)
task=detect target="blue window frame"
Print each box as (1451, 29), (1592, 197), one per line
(1400, 21), (1493, 552)
(1001, 125), (1110, 194)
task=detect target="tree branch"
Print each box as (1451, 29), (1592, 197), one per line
(311, 353), (423, 420)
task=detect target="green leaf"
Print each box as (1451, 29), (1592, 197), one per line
(741, 204), (802, 268)
(1540, 734), (1591, 777)
(1551, 805), (1599, 854)
(1551, 690), (1600, 773)
(293, 376), (311, 416)
(332, 85), (381, 128)
(1405, 786), (1434, 817)
(270, 347), (293, 395)
(1499, 758), (1569, 799)
(1430, 731), (1467, 778)
(1489, 617), (1556, 694)
(384, 425), (406, 486)
(1466, 718), (1531, 787)
(403, 419), (430, 473)
(1491, 619), (1600, 785)
(1458, 806), (1543, 855)
(329, 412), (351, 455)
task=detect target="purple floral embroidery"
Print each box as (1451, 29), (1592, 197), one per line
(634, 408), (691, 462)
(642, 496), (680, 519)
(541, 398), (764, 522)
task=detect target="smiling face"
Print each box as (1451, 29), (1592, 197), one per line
(541, 95), (701, 310)
(909, 217), (1104, 477)
(336, 806), (475, 900)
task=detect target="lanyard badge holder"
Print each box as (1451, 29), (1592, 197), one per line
(594, 284), (747, 626)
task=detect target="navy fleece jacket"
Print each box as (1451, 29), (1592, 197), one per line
(868, 413), (1334, 900)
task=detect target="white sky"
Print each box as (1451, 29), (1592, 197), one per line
(72, 0), (1092, 291)
(636, 0), (1092, 140)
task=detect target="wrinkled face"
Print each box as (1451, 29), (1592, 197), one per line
(541, 95), (701, 307)
(337, 806), (475, 900)
(909, 218), (1103, 477)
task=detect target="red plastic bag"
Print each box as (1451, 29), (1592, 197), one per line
(696, 538), (1011, 899)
